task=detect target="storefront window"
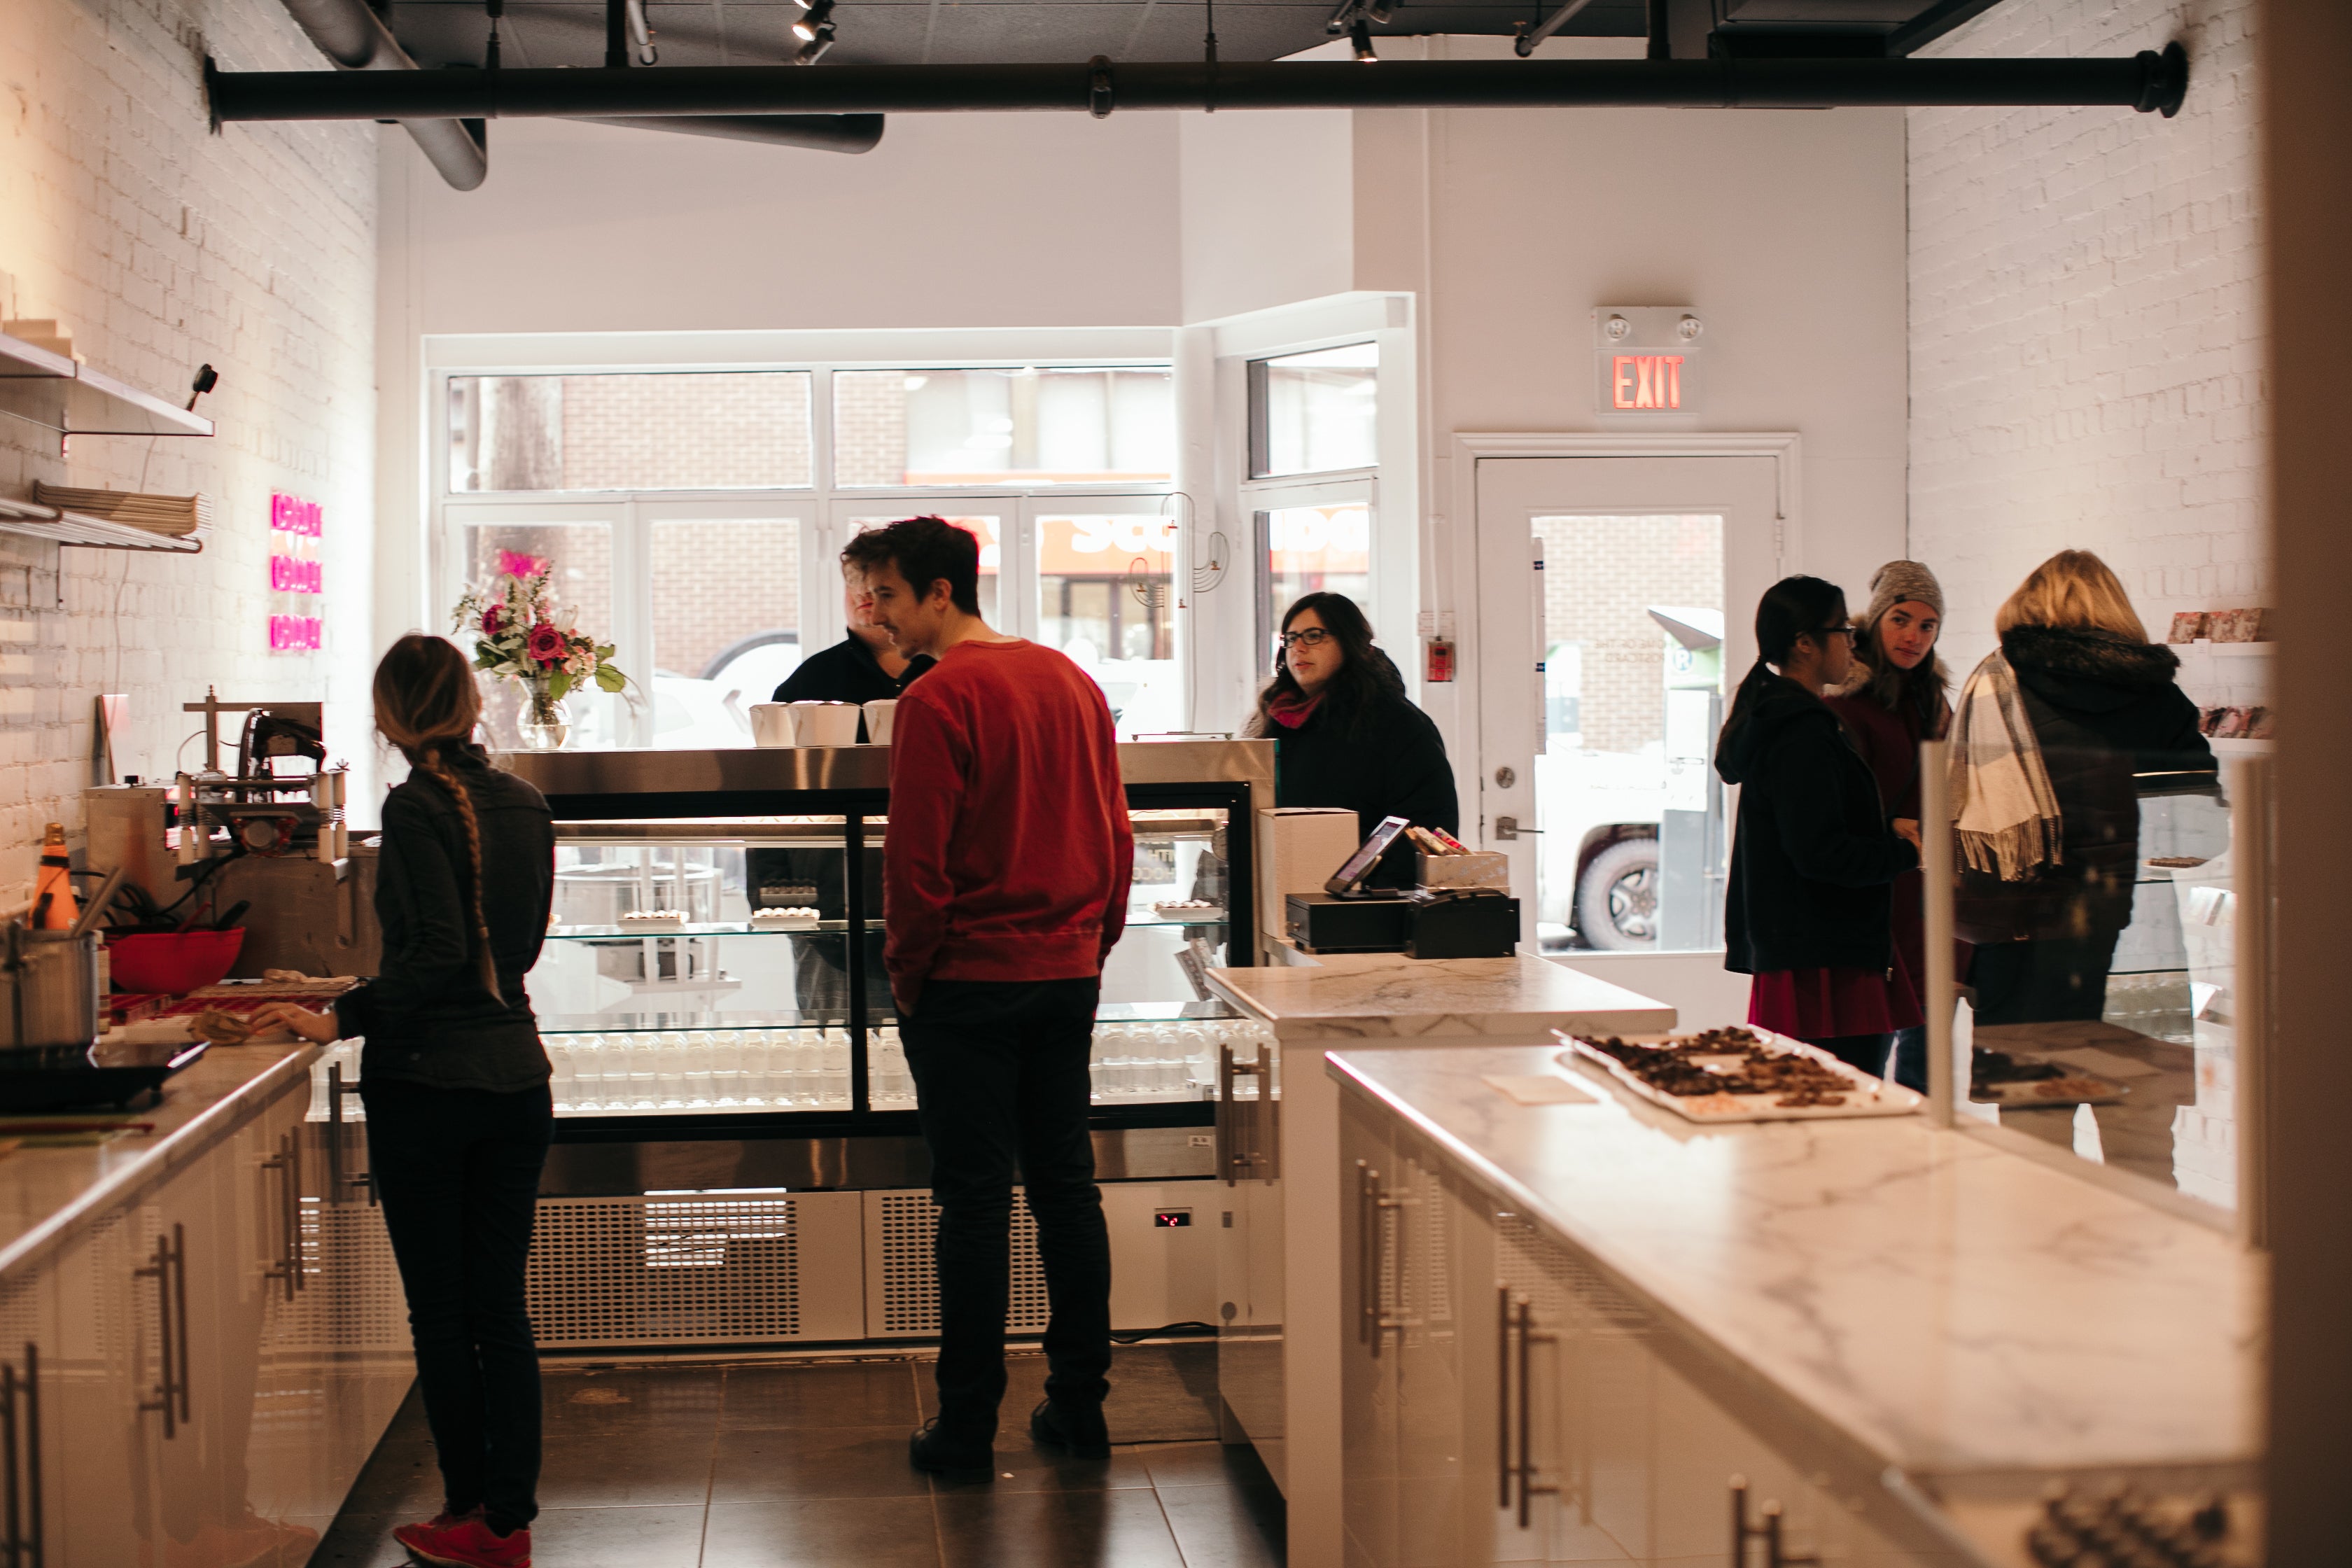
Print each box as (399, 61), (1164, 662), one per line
(460, 520), (624, 749)
(649, 517), (804, 749)
(832, 368), (1175, 487)
(845, 514), (1003, 625)
(1035, 513), (1180, 738)
(447, 372), (813, 492)
(1258, 502), (1372, 664)
(1250, 344), (1378, 478)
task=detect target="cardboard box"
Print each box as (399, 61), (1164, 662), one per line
(1418, 850), (1511, 892)
(1256, 807), (1363, 941)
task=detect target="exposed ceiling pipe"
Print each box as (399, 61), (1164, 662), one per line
(578, 114), (884, 152)
(270, 0), (489, 191)
(206, 46), (2190, 122)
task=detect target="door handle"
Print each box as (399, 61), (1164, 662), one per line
(326, 1060), (374, 1205)
(134, 1224), (190, 1439)
(1, 1343), (43, 1567)
(1494, 816), (1545, 841)
(1730, 1477), (1820, 1568)
(261, 1130), (303, 1301)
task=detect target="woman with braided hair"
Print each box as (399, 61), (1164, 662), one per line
(259, 633), (555, 1568)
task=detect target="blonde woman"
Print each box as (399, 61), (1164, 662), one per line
(259, 634), (555, 1568)
(1948, 550), (2215, 1025)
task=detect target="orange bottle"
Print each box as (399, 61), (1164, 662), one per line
(34, 822), (75, 930)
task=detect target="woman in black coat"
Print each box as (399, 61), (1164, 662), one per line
(1248, 592), (1458, 888)
(1954, 551), (2216, 1024)
(259, 635), (556, 1568)
(1716, 576), (1922, 1075)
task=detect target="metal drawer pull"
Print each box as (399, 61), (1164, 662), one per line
(327, 1063), (374, 1205)
(262, 1130), (304, 1301)
(1513, 1294), (1559, 1527)
(1355, 1163), (1418, 1357)
(1219, 1044), (1269, 1184)
(1730, 1477), (1819, 1568)
(134, 1224), (190, 1438)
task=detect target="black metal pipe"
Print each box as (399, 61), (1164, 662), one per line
(206, 46), (2190, 122)
(578, 113), (885, 152)
(606, 0), (627, 69)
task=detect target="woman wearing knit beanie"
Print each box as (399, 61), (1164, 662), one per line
(1824, 560), (1952, 1091)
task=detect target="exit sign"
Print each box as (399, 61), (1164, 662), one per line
(1595, 307), (1703, 417)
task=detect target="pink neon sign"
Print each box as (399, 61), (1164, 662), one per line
(269, 492), (326, 654)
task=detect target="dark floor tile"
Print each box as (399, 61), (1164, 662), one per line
(301, 1510), (405, 1567)
(928, 1424), (1161, 1496)
(701, 1495), (943, 1567)
(1157, 1481), (1287, 1568)
(536, 1424), (717, 1506)
(545, 1364), (727, 1432)
(935, 1485), (1186, 1567)
(710, 1424), (934, 1501)
(916, 1345), (1222, 1446)
(342, 1438), (447, 1515)
(529, 1504), (708, 1567)
(721, 1359), (922, 1430)
(1138, 1441), (1278, 1492)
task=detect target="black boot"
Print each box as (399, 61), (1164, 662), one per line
(909, 1418), (995, 1484)
(1028, 1397), (1110, 1460)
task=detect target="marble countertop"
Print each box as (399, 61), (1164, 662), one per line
(1205, 953), (1675, 1041)
(0, 1042), (317, 1281)
(1328, 1044), (2262, 1480)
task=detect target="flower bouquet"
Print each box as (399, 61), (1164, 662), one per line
(451, 552), (629, 748)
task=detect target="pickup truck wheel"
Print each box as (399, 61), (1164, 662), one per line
(1575, 836), (1660, 951)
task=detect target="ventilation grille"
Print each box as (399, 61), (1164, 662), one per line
(871, 1191), (1050, 1337)
(526, 1195), (803, 1347)
(272, 1199), (407, 1352)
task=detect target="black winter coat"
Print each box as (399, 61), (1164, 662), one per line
(1270, 690), (1459, 888)
(1716, 676), (1919, 975)
(336, 745), (555, 1091)
(1955, 626), (2216, 944)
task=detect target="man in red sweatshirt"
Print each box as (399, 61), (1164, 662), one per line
(861, 516), (1133, 1482)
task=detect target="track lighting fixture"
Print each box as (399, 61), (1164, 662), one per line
(792, 21), (834, 63)
(792, 0), (834, 44)
(1350, 18), (1376, 62)
(1324, 0), (1390, 31)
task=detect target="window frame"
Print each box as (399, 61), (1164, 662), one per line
(1245, 341), (1382, 482)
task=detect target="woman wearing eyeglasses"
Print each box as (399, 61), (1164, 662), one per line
(1716, 576), (1922, 1077)
(1248, 592), (1458, 888)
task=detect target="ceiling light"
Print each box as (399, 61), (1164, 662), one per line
(1350, 18), (1376, 62)
(792, 17), (835, 64)
(792, 0), (834, 45)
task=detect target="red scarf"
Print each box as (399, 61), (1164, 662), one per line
(1267, 691), (1324, 730)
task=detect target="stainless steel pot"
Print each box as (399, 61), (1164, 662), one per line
(0, 925), (102, 1051)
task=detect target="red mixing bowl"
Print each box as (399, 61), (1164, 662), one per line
(108, 930), (246, 995)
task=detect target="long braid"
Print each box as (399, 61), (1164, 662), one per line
(413, 744), (503, 1003)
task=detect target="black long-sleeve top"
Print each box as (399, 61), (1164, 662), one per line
(1269, 688), (1460, 888)
(335, 745), (554, 1091)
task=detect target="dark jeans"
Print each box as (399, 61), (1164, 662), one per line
(363, 1074), (553, 1534)
(1812, 1032), (1894, 1079)
(901, 976), (1112, 1441)
(1887, 1026), (1928, 1093)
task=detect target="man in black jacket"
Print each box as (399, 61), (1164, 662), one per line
(772, 532), (934, 729)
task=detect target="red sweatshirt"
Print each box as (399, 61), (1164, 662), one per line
(882, 638), (1132, 1007)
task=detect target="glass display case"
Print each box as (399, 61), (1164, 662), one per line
(494, 739), (1273, 1136)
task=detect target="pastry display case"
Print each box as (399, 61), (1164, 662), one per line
(465, 739), (1272, 1137)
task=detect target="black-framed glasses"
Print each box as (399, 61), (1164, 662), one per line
(1280, 627), (1334, 650)
(1818, 626), (1858, 640)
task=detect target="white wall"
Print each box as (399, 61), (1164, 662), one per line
(0, 0), (379, 876)
(1909, 0), (2266, 671)
(1177, 108), (1353, 323)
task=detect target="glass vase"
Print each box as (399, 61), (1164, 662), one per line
(519, 675), (573, 750)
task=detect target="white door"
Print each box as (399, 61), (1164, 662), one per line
(1474, 456), (1780, 954)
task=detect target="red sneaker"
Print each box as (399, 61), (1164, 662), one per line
(393, 1512), (531, 1568)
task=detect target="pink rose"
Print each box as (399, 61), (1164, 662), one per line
(527, 622), (567, 668)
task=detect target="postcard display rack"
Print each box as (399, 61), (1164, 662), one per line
(311, 741), (1274, 1349)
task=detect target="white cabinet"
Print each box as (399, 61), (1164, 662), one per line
(1343, 1088), (1968, 1568)
(38, 1061), (412, 1567)
(1217, 1025), (1286, 1483)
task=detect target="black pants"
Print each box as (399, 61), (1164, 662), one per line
(1970, 932), (2122, 1026)
(363, 1075), (554, 1534)
(902, 976), (1112, 1441)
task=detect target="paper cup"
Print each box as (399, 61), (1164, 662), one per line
(862, 699), (899, 746)
(790, 701), (861, 747)
(750, 704), (799, 748)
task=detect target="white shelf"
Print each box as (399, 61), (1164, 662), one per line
(0, 495), (204, 554)
(2176, 639), (2274, 658)
(2209, 737), (2274, 756)
(0, 330), (214, 438)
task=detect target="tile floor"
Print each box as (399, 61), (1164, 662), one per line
(312, 1346), (1284, 1567)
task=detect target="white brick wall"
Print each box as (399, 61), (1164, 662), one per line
(0, 0), (380, 889)
(1909, 0), (2266, 678)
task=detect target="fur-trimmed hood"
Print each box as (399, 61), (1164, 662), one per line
(1999, 624), (2181, 715)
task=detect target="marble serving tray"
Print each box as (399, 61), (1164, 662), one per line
(1557, 1028), (1924, 1124)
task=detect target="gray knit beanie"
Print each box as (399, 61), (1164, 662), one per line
(1859, 559), (1944, 633)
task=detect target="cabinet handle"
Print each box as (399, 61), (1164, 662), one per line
(134, 1224), (189, 1438)
(1357, 1164), (1418, 1359)
(1513, 1294), (1560, 1527)
(1496, 1286), (1513, 1508)
(1219, 1044), (1269, 1184)
(262, 1131), (304, 1301)
(326, 1062), (374, 1205)
(1730, 1477), (1819, 1568)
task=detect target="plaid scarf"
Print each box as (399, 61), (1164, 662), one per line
(1947, 650), (2064, 881)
